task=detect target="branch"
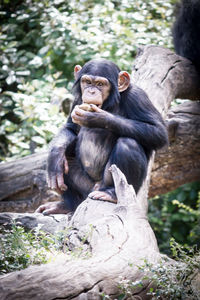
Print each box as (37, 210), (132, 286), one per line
(132, 45), (200, 115)
(150, 101), (200, 196)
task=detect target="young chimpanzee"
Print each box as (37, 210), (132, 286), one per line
(36, 59), (168, 215)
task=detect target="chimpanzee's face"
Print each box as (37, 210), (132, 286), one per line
(80, 75), (111, 108)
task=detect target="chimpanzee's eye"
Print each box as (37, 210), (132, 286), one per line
(97, 82), (103, 87)
(86, 80), (91, 84)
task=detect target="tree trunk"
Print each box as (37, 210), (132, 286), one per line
(0, 152), (61, 212)
(151, 101), (200, 197)
(0, 45), (200, 299)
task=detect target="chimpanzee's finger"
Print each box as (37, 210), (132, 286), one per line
(35, 204), (46, 213)
(42, 208), (56, 215)
(49, 175), (58, 190)
(74, 106), (87, 116)
(71, 115), (84, 126)
(57, 174), (67, 192)
(64, 157), (69, 174)
(90, 104), (102, 112)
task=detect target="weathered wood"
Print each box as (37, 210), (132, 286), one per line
(0, 152), (61, 212)
(0, 212), (70, 234)
(151, 101), (200, 197)
(0, 165), (161, 300)
(132, 45), (200, 199)
(132, 45), (200, 112)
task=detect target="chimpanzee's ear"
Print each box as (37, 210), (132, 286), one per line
(118, 71), (131, 92)
(74, 65), (82, 80)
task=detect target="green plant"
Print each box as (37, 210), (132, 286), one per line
(146, 239), (200, 299)
(0, 222), (94, 274)
(0, 223), (64, 274)
(148, 182), (200, 255)
(117, 239), (200, 300)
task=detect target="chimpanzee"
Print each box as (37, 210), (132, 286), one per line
(36, 59), (168, 215)
(172, 0), (200, 70)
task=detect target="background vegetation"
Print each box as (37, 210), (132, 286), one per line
(0, 0), (199, 255)
(0, 0), (174, 160)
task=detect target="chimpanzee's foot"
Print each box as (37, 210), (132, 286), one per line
(35, 201), (70, 215)
(88, 190), (117, 203)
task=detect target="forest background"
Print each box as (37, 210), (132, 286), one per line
(0, 0), (199, 255)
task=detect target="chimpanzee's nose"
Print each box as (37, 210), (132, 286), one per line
(87, 87), (96, 94)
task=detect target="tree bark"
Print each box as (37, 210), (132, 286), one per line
(0, 45), (200, 299)
(151, 101), (200, 197)
(0, 152), (61, 212)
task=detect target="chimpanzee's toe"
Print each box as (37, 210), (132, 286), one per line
(88, 191), (117, 203)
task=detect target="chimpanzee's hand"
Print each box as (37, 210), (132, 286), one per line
(71, 104), (109, 127)
(47, 148), (68, 194)
(35, 201), (70, 215)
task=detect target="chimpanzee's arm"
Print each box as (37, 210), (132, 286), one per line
(73, 103), (168, 151)
(49, 118), (78, 153)
(81, 112), (167, 151)
(47, 116), (79, 192)
(72, 84), (168, 151)
(103, 115), (168, 150)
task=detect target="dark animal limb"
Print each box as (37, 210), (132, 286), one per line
(172, 0), (200, 70)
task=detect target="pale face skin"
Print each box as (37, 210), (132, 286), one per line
(80, 74), (111, 108)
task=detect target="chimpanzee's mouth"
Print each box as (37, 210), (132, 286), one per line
(90, 104), (101, 108)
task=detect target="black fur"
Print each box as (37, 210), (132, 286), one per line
(49, 59), (168, 211)
(172, 0), (200, 70)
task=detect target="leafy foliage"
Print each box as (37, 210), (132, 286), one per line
(0, 222), (92, 274)
(0, 223), (62, 274)
(116, 239), (200, 300)
(146, 240), (200, 299)
(0, 0), (175, 160)
(148, 182), (200, 255)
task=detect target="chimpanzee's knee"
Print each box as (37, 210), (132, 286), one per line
(103, 137), (148, 193)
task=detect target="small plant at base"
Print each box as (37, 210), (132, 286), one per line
(0, 222), (67, 274)
(145, 239), (200, 299)
(116, 239), (200, 300)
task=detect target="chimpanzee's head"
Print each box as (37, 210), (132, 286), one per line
(73, 59), (131, 111)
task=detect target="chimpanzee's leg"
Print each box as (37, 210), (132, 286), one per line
(35, 156), (95, 214)
(63, 156), (95, 211)
(89, 137), (148, 201)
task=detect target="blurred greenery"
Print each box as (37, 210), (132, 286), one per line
(149, 182), (200, 255)
(0, 0), (199, 253)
